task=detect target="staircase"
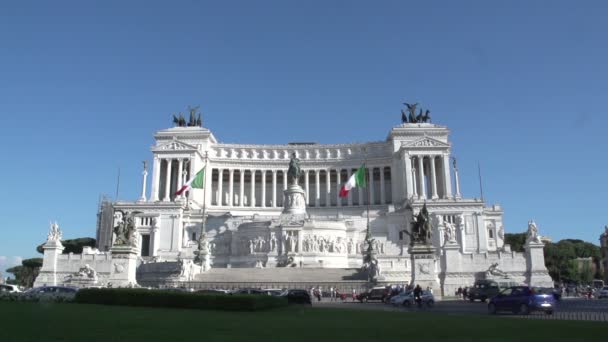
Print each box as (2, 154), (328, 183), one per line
(139, 267), (370, 291)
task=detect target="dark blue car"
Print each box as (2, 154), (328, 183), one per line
(488, 286), (555, 315)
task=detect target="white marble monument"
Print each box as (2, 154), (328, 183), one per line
(35, 104), (554, 293)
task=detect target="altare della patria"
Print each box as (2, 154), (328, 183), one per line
(35, 103), (554, 296)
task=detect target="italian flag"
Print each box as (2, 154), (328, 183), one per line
(175, 167), (205, 196)
(339, 164), (366, 198)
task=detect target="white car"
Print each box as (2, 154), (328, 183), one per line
(598, 287), (608, 299)
(0, 284), (21, 293)
(389, 291), (412, 305)
(392, 290), (435, 307)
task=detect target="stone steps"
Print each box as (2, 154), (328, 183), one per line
(192, 267), (366, 282)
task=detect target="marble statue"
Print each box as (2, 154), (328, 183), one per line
(64, 264), (98, 283)
(526, 220), (541, 243)
(602, 225), (608, 238)
(444, 221), (456, 243)
(47, 222), (62, 241)
(487, 262), (508, 278)
(113, 211), (138, 247)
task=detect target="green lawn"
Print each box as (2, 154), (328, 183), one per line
(0, 301), (604, 342)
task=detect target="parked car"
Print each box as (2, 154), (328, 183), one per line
(24, 286), (79, 300)
(260, 288), (285, 296)
(0, 284), (21, 293)
(357, 286), (388, 302)
(282, 289), (312, 304)
(597, 286), (608, 299)
(488, 286), (556, 315)
(231, 288), (266, 295)
(197, 289), (230, 295)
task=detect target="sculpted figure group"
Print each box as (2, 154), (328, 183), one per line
(113, 211), (139, 247)
(401, 102), (432, 124)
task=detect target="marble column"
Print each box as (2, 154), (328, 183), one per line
(304, 170), (310, 205)
(442, 154), (453, 199)
(176, 159), (183, 200)
(403, 152), (413, 199)
(228, 169), (234, 206)
(454, 166), (462, 199)
(217, 168), (223, 206)
(417, 156), (426, 199)
(430, 156), (438, 199)
(380, 167), (386, 205)
(335, 168), (341, 207)
(368, 167), (375, 205)
(164, 159), (172, 202)
(239, 169), (245, 207)
(315, 170), (320, 207)
(325, 170), (331, 206)
(347, 169), (353, 206)
(283, 170), (288, 190)
(272, 170), (277, 207)
(412, 167), (418, 198)
(139, 163), (148, 202)
(261, 170), (266, 207)
(151, 156), (160, 201)
(249, 170), (256, 207)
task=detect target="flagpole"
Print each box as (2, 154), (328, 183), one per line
(200, 152), (209, 240)
(363, 149), (371, 247)
(478, 162), (484, 202)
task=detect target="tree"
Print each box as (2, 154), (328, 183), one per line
(543, 239), (602, 285)
(6, 258), (43, 288)
(36, 237), (96, 254)
(504, 233), (526, 252)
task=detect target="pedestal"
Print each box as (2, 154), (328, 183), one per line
(440, 242), (461, 297)
(34, 240), (65, 287)
(409, 244), (441, 297)
(283, 184), (306, 215)
(525, 242), (553, 287)
(109, 245), (139, 287)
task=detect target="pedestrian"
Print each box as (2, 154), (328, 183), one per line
(462, 287), (468, 300)
(352, 288), (357, 302)
(414, 284), (422, 308)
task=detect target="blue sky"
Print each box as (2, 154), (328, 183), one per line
(1, 1), (607, 274)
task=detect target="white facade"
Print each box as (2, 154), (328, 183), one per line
(40, 120), (552, 293)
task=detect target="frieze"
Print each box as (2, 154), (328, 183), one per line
(204, 159), (394, 172)
(153, 139), (198, 152)
(412, 253), (435, 259)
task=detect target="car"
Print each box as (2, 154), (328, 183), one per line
(597, 286), (608, 299)
(389, 291), (411, 305)
(488, 286), (556, 315)
(357, 286), (388, 302)
(400, 290), (435, 308)
(468, 280), (518, 302)
(231, 288), (266, 295)
(282, 289), (312, 304)
(260, 288), (285, 296)
(0, 284), (21, 293)
(24, 286), (79, 300)
(197, 289), (231, 295)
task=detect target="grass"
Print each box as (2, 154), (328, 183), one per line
(0, 301), (605, 342)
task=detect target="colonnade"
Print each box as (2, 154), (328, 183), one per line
(209, 166), (392, 208)
(403, 153), (452, 200)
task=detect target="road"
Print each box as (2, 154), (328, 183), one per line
(312, 298), (608, 321)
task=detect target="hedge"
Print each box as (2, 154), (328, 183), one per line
(75, 289), (288, 311)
